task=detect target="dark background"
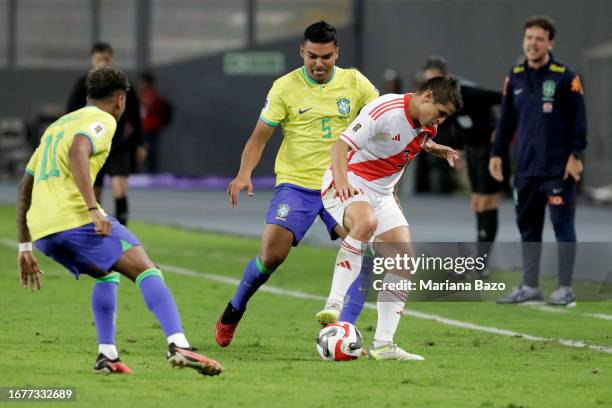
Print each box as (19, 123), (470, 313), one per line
(1, 0), (610, 185)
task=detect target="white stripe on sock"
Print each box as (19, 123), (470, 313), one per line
(375, 273), (408, 343)
(326, 236), (365, 307)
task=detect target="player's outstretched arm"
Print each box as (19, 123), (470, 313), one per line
(330, 139), (360, 200)
(227, 120), (276, 207)
(423, 140), (460, 168)
(69, 135), (112, 235)
(16, 172), (42, 291)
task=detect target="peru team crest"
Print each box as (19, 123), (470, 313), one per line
(337, 97), (351, 115)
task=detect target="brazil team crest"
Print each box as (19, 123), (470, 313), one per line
(337, 97), (351, 115)
(276, 203), (291, 221)
(542, 80), (556, 101)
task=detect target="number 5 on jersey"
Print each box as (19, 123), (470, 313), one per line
(322, 118), (331, 139)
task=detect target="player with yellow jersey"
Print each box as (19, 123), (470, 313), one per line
(25, 105), (116, 241)
(17, 67), (223, 376)
(216, 21), (379, 347)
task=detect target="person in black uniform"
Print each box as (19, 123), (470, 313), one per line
(415, 58), (461, 194)
(490, 16), (587, 306)
(423, 56), (506, 277)
(67, 42), (143, 225)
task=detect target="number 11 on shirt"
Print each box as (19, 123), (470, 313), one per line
(38, 131), (64, 181)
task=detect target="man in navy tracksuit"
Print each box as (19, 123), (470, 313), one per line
(489, 16), (587, 305)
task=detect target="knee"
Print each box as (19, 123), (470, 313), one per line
(349, 215), (377, 242)
(471, 195), (479, 212)
(553, 223), (576, 242)
(479, 195), (499, 212)
(258, 250), (286, 270)
(550, 214), (576, 242)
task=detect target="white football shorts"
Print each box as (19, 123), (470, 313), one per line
(321, 172), (408, 240)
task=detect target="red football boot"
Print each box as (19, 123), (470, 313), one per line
(94, 354), (134, 375)
(167, 343), (223, 376)
(214, 302), (244, 347)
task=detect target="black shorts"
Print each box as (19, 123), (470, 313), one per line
(465, 144), (509, 194)
(94, 150), (131, 187)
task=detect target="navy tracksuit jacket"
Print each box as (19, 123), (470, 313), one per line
(491, 56), (587, 285)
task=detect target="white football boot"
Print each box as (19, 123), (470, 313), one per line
(368, 342), (425, 361)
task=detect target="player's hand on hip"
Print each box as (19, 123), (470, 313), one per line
(227, 175), (254, 207)
(564, 155), (583, 182)
(489, 156), (504, 182)
(334, 182), (361, 201)
(90, 209), (112, 236)
(18, 251), (43, 291)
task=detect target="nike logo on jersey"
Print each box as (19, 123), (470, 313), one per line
(552, 188), (564, 194)
(298, 107), (312, 115)
(514, 88), (524, 96)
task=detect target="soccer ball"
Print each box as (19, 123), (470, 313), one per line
(316, 321), (364, 361)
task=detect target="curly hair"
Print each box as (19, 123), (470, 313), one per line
(86, 66), (130, 100)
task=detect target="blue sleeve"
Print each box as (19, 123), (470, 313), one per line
(491, 73), (516, 156)
(564, 70), (587, 153)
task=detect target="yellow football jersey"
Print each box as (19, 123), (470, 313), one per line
(26, 106), (116, 240)
(260, 66), (378, 189)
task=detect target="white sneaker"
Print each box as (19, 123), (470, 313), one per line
(315, 302), (342, 326)
(368, 342), (424, 361)
(548, 286), (577, 307)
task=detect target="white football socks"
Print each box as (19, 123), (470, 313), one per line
(167, 332), (190, 348)
(325, 236), (365, 308)
(99, 344), (118, 360)
(374, 273), (408, 346)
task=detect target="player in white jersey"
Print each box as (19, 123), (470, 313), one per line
(316, 77), (463, 361)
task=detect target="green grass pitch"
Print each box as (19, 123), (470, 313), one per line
(0, 205), (610, 407)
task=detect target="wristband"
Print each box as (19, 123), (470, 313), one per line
(19, 242), (33, 252)
(88, 207), (98, 211)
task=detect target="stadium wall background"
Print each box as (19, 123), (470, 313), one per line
(1, 0), (611, 185)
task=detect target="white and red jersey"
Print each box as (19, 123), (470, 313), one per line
(322, 93), (437, 195)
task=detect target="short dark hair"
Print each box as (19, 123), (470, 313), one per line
(90, 42), (114, 55)
(86, 66), (130, 100)
(524, 15), (555, 41)
(302, 20), (338, 46)
(423, 55), (449, 76)
(418, 76), (463, 111)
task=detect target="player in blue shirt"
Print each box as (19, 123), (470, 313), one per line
(489, 16), (587, 306)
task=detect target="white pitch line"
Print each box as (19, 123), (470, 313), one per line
(0, 237), (16, 248)
(1, 238), (610, 354)
(519, 303), (570, 314)
(158, 263), (612, 354)
(587, 313), (612, 321)
(519, 299), (612, 321)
